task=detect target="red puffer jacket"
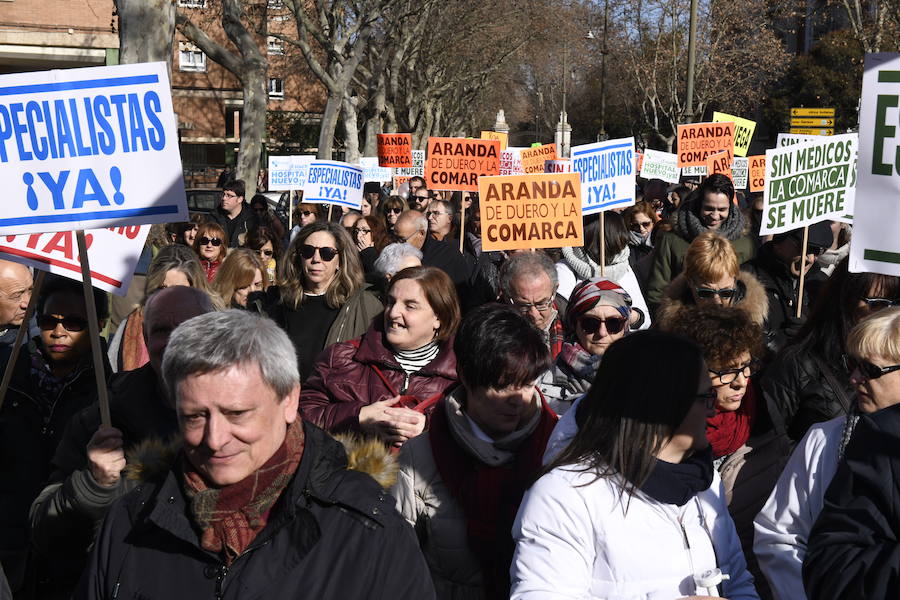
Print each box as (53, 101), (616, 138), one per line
(300, 321), (458, 433)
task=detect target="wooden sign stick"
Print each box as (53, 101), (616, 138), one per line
(76, 231), (112, 427)
(459, 191), (466, 253)
(599, 211), (606, 277)
(796, 225), (810, 319)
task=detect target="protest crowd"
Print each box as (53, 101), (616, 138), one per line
(1, 62), (900, 600)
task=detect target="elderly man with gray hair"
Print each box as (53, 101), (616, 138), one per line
(499, 251), (567, 359)
(76, 310), (434, 600)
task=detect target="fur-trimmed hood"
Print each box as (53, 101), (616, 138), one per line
(123, 427), (398, 489)
(656, 270), (769, 328)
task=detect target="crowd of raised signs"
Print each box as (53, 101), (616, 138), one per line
(0, 168), (898, 600)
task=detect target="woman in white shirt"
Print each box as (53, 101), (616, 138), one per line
(511, 330), (759, 600)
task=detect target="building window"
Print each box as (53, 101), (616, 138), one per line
(178, 0), (207, 7)
(267, 36), (284, 55)
(268, 78), (284, 99)
(179, 43), (207, 72)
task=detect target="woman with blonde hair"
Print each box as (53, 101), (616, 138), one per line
(266, 221), (383, 381)
(213, 248), (268, 310)
(191, 221), (228, 282)
(656, 231), (768, 329)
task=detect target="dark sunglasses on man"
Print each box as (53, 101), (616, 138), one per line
(199, 237), (222, 247)
(38, 315), (88, 332)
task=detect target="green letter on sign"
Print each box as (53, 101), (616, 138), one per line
(873, 94), (899, 176)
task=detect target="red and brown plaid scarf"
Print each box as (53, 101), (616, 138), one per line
(182, 422), (305, 564)
(547, 310), (565, 360)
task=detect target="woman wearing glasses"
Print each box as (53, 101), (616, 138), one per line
(191, 221), (228, 282)
(287, 202), (322, 243)
(756, 308), (900, 600)
(538, 278), (634, 416)
(0, 276), (110, 593)
(352, 215), (390, 274)
(242, 225), (281, 283)
(266, 221), (382, 382)
(512, 330), (758, 599)
(379, 195), (407, 234)
(657, 232), (768, 330)
(623, 200), (660, 288)
(760, 258), (900, 444)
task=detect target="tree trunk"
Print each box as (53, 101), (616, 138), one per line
(317, 91), (342, 159)
(238, 69), (267, 199)
(362, 71), (386, 155)
(342, 93), (360, 164)
(116, 0), (175, 71)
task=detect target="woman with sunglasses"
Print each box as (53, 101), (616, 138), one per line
(287, 202), (321, 243)
(538, 278), (634, 416)
(380, 195), (407, 234)
(623, 201), (660, 288)
(242, 225), (281, 284)
(756, 308), (900, 600)
(0, 275), (111, 593)
(657, 232), (768, 330)
(191, 221), (228, 282)
(512, 331), (758, 599)
(760, 257), (900, 444)
(266, 221), (382, 382)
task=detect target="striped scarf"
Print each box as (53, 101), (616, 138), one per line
(393, 341), (440, 374)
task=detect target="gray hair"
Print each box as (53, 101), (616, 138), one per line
(499, 251), (559, 298)
(162, 310), (299, 400)
(374, 243), (423, 278)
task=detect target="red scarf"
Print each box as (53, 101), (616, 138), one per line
(182, 422), (305, 564)
(706, 381), (757, 459)
(121, 308), (149, 372)
(547, 311), (565, 359)
(428, 394), (557, 599)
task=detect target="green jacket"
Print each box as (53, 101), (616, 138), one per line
(645, 230), (756, 312)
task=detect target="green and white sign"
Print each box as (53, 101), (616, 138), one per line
(850, 53), (900, 276)
(760, 133), (857, 235)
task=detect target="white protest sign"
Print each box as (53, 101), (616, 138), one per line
(732, 157), (749, 189)
(640, 149), (680, 183)
(850, 53), (900, 276)
(302, 160), (364, 209)
(571, 137), (636, 215)
(500, 148), (524, 175)
(359, 156), (392, 182)
(760, 133), (857, 235)
(544, 159), (572, 173)
(395, 149), (425, 178)
(0, 62), (187, 235)
(268, 155), (314, 191)
(776, 133), (819, 147)
(0, 225), (149, 295)
(682, 165), (707, 177)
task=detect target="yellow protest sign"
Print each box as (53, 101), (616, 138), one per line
(713, 112), (756, 157)
(478, 172), (583, 251)
(480, 130), (509, 150)
(520, 143), (557, 174)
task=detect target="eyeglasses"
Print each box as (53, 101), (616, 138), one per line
(843, 354), (900, 380)
(387, 207), (404, 215)
(412, 196), (430, 203)
(255, 249), (274, 258)
(199, 237), (222, 246)
(508, 297), (555, 314)
(696, 389), (717, 409)
(426, 211), (448, 218)
(632, 220), (653, 230)
(862, 297), (899, 310)
(695, 286), (738, 301)
(392, 231), (418, 244)
(299, 244), (338, 262)
(577, 315), (627, 335)
(222, 191), (238, 199)
(38, 315), (88, 332)
(352, 227), (372, 235)
(301, 211), (314, 217)
(708, 359), (760, 385)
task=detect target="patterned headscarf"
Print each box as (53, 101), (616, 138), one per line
(566, 277), (633, 332)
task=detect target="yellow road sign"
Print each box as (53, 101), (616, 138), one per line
(790, 107), (835, 117)
(789, 127), (834, 136)
(790, 117), (836, 127)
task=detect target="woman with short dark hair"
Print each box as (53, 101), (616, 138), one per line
(511, 330), (758, 599)
(393, 303), (557, 599)
(300, 266), (460, 440)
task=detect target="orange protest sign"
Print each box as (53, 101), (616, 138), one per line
(749, 155), (766, 193)
(706, 149), (733, 180)
(377, 133), (413, 167)
(520, 143), (557, 174)
(425, 137), (501, 191)
(677, 122), (735, 167)
(478, 172), (583, 251)
(480, 130), (509, 150)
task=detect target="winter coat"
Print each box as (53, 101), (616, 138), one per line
(0, 341), (107, 593)
(753, 416), (845, 600)
(209, 202), (255, 248)
(803, 404), (900, 599)
(392, 388), (551, 600)
(655, 270), (769, 329)
(646, 229), (756, 312)
(28, 365), (177, 597)
(74, 421), (435, 600)
(759, 345), (854, 443)
(299, 321), (458, 433)
(510, 463), (759, 599)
